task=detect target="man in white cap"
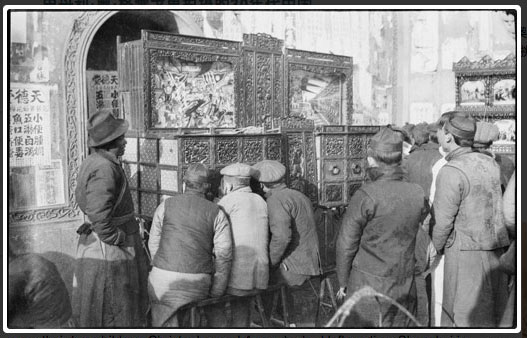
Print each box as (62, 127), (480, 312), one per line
(252, 160), (322, 326)
(148, 163), (233, 327)
(206, 163), (269, 327)
(73, 111), (149, 327)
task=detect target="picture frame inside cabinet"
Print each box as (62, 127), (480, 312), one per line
(453, 53), (516, 120)
(142, 30), (243, 130)
(453, 53), (516, 156)
(284, 48), (353, 127)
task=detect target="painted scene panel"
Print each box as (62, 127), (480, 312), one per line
(460, 80), (486, 106)
(152, 56), (236, 128)
(493, 79), (516, 105)
(290, 70), (346, 126)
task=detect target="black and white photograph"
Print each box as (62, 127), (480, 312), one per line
(5, 7), (519, 332)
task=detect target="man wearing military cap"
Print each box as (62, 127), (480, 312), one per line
(206, 163), (269, 327)
(148, 163), (233, 327)
(73, 111), (149, 327)
(336, 126), (428, 327)
(432, 115), (509, 327)
(252, 160), (322, 326)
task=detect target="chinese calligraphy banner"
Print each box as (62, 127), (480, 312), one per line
(10, 83), (52, 167)
(87, 70), (120, 118)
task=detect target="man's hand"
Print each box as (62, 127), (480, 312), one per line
(336, 287), (347, 303)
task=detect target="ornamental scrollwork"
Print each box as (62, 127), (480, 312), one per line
(243, 33), (284, 52)
(242, 138), (264, 163)
(325, 136), (345, 157)
(183, 139), (210, 164)
(266, 137), (282, 161)
(348, 136), (365, 158)
(216, 139), (239, 164)
(255, 53), (273, 126)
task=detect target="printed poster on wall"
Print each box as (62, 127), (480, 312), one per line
(9, 83), (52, 167)
(86, 70), (120, 118)
(34, 159), (65, 207)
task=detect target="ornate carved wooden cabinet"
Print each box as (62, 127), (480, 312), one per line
(117, 30), (365, 271)
(453, 54), (516, 159)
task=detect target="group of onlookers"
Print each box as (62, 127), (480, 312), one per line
(8, 110), (516, 329)
(336, 113), (516, 327)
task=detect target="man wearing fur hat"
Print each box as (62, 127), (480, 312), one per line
(73, 111), (149, 327)
(252, 160), (322, 326)
(206, 163), (269, 327)
(432, 115), (509, 327)
(336, 126), (428, 327)
(148, 163), (233, 327)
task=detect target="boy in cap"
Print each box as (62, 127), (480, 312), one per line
(148, 163), (233, 327)
(206, 163), (269, 327)
(73, 111), (149, 327)
(336, 126), (428, 327)
(252, 160), (322, 326)
(432, 115), (509, 327)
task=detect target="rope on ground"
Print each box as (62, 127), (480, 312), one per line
(325, 286), (423, 327)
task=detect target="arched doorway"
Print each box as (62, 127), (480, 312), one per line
(62, 11), (202, 220)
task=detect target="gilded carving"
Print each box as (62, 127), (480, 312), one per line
(183, 139), (210, 164)
(242, 139), (264, 163)
(325, 136), (345, 157)
(244, 51), (255, 126)
(273, 54), (283, 129)
(255, 53), (273, 126)
(216, 139), (239, 164)
(266, 137), (282, 161)
(348, 136), (365, 158)
(243, 33), (284, 51)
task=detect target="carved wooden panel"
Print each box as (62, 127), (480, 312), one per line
(242, 33), (284, 129)
(285, 130), (318, 204)
(266, 137), (282, 161)
(285, 48), (353, 126)
(183, 138), (210, 164)
(242, 138), (264, 163)
(139, 165), (158, 191)
(216, 138), (240, 164)
(140, 192), (158, 217)
(317, 125), (380, 207)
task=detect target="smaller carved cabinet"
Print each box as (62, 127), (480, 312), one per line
(122, 131), (285, 220)
(316, 125), (381, 208)
(453, 54), (516, 158)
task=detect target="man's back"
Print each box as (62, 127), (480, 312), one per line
(405, 142), (442, 198)
(219, 187), (269, 291)
(266, 185), (321, 276)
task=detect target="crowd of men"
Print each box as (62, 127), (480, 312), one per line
(8, 110), (516, 329)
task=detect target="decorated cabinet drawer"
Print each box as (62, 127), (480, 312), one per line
(316, 125), (381, 208)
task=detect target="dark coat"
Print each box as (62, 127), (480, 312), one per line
(404, 142), (442, 199)
(73, 149), (149, 327)
(266, 184), (322, 277)
(336, 165), (427, 327)
(8, 254), (72, 328)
